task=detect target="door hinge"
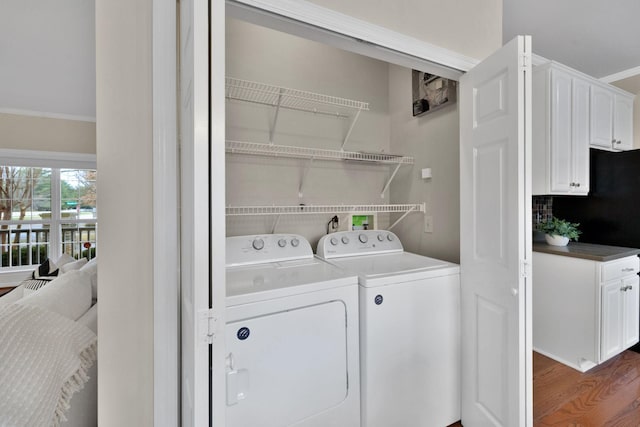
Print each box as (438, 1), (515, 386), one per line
(521, 53), (529, 69)
(520, 259), (531, 279)
(199, 308), (217, 344)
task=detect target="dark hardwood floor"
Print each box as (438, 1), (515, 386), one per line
(534, 350), (640, 426)
(448, 350), (640, 427)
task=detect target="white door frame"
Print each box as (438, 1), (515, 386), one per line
(152, 0), (179, 425)
(211, 0), (228, 425)
(226, 0), (476, 79)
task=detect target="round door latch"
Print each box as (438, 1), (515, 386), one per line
(374, 294), (383, 305)
(237, 327), (250, 340)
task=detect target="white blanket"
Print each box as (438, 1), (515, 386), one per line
(0, 303), (97, 427)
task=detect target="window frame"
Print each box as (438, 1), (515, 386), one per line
(0, 149), (96, 273)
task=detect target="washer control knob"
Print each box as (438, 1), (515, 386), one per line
(252, 238), (265, 250)
(377, 234), (385, 242)
(341, 236), (350, 244)
(278, 239), (287, 248)
(291, 238), (300, 247)
(359, 234), (368, 243)
(387, 234), (395, 242)
(330, 237), (339, 246)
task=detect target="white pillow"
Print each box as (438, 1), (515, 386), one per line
(56, 253), (75, 268)
(59, 257), (88, 274)
(80, 258), (98, 301)
(17, 270), (92, 321)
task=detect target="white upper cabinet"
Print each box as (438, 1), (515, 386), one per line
(590, 83), (635, 151)
(614, 94), (634, 150)
(532, 63), (590, 195)
(590, 85), (614, 149)
(533, 60), (636, 195)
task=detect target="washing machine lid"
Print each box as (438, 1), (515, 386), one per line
(327, 251), (460, 287)
(226, 257), (358, 306)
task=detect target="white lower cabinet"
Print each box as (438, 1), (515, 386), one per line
(533, 252), (640, 372)
(601, 275), (639, 361)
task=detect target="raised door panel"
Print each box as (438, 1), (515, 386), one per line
(601, 280), (624, 362)
(572, 78), (590, 194)
(549, 69), (573, 193)
(623, 275), (640, 349)
(590, 86), (614, 149)
(614, 95), (634, 151)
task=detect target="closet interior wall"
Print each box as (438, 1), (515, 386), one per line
(226, 17), (461, 263)
(388, 65), (461, 263)
(226, 18), (392, 246)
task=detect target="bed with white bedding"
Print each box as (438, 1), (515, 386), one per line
(0, 257), (98, 427)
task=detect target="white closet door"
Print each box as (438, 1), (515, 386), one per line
(459, 36), (532, 427)
(180, 0), (225, 425)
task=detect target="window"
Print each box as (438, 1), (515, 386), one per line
(0, 166), (97, 269)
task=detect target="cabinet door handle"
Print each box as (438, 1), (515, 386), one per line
(616, 140), (622, 145)
(620, 285), (633, 292)
(622, 268), (636, 272)
(575, 183), (581, 188)
(569, 182), (576, 187)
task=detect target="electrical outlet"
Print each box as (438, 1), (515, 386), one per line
(424, 215), (433, 233)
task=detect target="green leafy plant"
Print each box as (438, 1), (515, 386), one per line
(538, 217), (581, 241)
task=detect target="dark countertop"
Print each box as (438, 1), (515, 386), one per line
(533, 241), (640, 262)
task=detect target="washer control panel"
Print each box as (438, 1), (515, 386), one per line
(226, 234), (312, 267)
(317, 230), (403, 259)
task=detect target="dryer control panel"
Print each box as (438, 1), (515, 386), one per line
(317, 230), (404, 259)
(226, 234), (313, 267)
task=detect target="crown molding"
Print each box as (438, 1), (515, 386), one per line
(600, 65), (640, 84)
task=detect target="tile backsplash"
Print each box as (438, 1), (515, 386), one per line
(532, 196), (553, 230)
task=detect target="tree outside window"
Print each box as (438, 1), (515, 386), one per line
(0, 166), (97, 268)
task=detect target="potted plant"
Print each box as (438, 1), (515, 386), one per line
(538, 217), (581, 246)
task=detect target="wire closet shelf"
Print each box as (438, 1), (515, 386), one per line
(225, 203), (426, 216)
(226, 77), (370, 118)
(225, 141), (414, 165)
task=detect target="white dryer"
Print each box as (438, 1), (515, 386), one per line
(225, 234), (360, 427)
(317, 230), (461, 427)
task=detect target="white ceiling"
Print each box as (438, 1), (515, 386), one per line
(503, 0), (640, 81)
(0, 0), (95, 121)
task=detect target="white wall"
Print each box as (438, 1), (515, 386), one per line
(96, 0), (154, 424)
(226, 18), (393, 246)
(0, 113), (95, 154)
(388, 65), (461, 263)
(0, 0), (95, 120)
(305, 0), (502, 61)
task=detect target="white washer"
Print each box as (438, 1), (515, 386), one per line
(225, 234), (360, 427)
(317, 230), (461, 427)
